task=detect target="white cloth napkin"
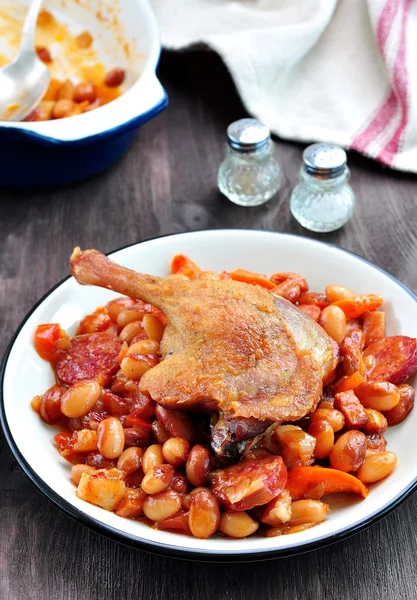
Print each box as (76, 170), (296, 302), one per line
(150, 0), (417, 173)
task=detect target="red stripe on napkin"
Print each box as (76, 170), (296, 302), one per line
(351, 0), (400, 153)
(376, 0), (412, 165)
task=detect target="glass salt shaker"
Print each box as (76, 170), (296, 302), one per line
(218, 118), (281, 206)
(290, 143), (355, 232)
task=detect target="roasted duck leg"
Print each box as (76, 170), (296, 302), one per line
(70, 248), (336, 458)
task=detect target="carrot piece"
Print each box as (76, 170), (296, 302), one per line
(333, 371), (366, 394)
(363, 311), (385, 347)
(229, 269), (276, 290)
(332, 295), (384, 319)
(170, 254), (202, 279)
(286, 466), (369, 500)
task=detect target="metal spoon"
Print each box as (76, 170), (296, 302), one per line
(0, 0), (50, 122)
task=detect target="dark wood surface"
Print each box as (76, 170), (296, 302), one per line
(1, 51), (417, 600)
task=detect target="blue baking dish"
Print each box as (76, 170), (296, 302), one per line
(0, 0), (168, 188)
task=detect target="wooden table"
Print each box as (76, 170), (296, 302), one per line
(1, 51), (417, 600)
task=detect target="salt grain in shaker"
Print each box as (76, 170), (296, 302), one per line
(290, 143), (355, 232)
(218, 118), (281, 206)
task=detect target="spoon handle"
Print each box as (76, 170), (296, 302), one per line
(20, 0), (44, 52)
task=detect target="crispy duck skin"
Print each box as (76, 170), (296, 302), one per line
(70, 248), (336, 427)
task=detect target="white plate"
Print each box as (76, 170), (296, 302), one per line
(1, 230), (417, 561)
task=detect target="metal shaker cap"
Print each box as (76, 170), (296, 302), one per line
(302, 143), (347, 178)
(227, 118), (270, 152)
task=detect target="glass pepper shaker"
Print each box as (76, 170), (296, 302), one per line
(290, 143), (355, 232)
(218, 118), (281, 207)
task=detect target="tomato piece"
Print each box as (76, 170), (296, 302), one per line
(158, 510), (191, 535)
(363, 336), (417, 385)
(34, 323), (67, 362)
(332, 294), (384, 319)
(286, 466), (369, 500)
(54, 432), (72, 452)
(210, 456), (287, 511)
(228, 269), (276, 290)
(170, 254), (202, 279)
(76, 307), (111, 335)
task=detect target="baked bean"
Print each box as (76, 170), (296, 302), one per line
(117, 447), (143, 473)
(117, 307), (147, 327)
(115, 488), (146, 518)
(71, 464), (96, 485)
(61, 380), (101, 418)
(152, 420), (170, 444)
(141, 464), (174, 495)
(119, 321), (142, 344)
(310, 408), (345, 432)
(170, 472), (190, 494)
(188, 489), (220, 539)
(76, 31), (93, 48)
(127, 339), (160, 356)
(274, 425), (315, 467)
(308, 420), (334, 459)
(74, 81), (97, 103)
(38, 9), (54, 26)
(142, 444), (164, 473)
(26, 101), (55, 122)
(107, 298), (136, 322)
(363, 409), (387, 435)
(104, 67), (126, 87)
(36, 46), (52, 63)
(57, 80), (75, 100)
(384, 384), (415, 425)
(53, 99), (76, 119)
(355, 381), (400, 411)
(143, 490), (181, 522)
(357, 451), (397, 483)
(31, 395), (42, 413)
(40, 384), (65, 423)
(162, 437), (190, 466)
(142, 314), (165, 342)
(97, 417), (125, 459)
(329, 430), (366, 472)
(288, 500), (330, 526)
(325, 284), (354, 303)
(120, 354), (158, 381)
(186, 445), (211, 486)
(319, 305), (346, 344)
(261, 490), (292, 526)
(365, 433), (387, 454)
(219, 512), (259, 538)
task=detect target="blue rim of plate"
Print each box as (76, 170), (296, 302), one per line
(1, 229), (417, 562)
